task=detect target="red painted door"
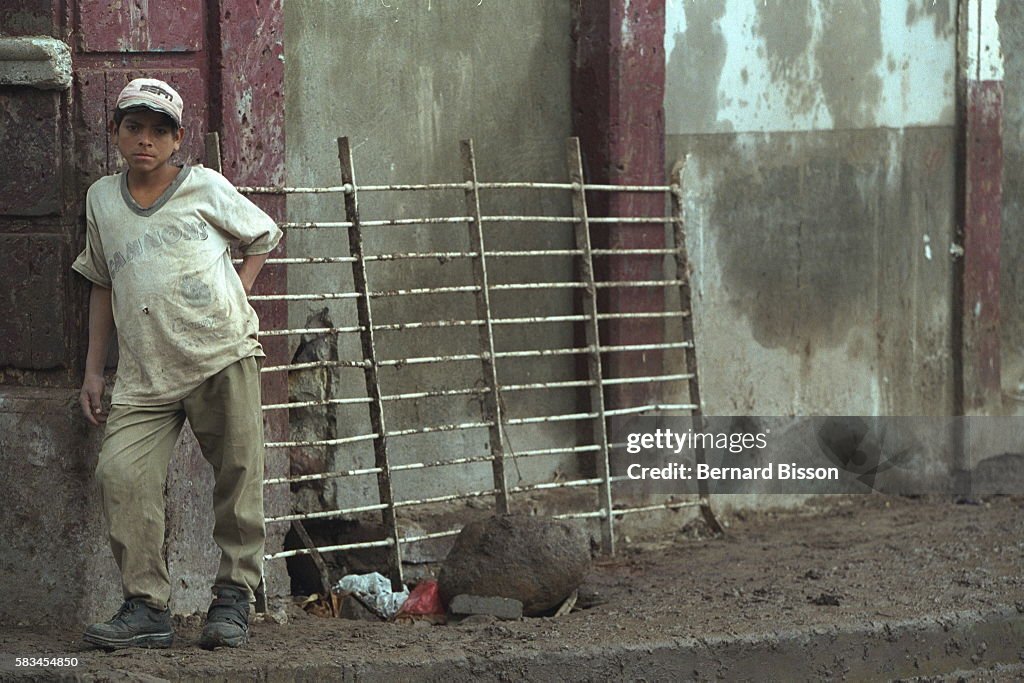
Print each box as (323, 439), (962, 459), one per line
(73, 0), (211, 180)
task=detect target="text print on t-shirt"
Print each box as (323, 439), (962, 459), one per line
(107, 220), (210, 281)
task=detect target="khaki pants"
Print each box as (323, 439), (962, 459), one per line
(96, 356), (265, 610)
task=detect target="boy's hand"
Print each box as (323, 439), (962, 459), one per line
(238, 252), (270, 297)
(80, 373), (107, 426)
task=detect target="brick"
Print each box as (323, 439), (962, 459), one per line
(449, 594), (523, 621)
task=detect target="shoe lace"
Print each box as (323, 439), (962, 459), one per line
(208, 595), (248, 628)
(112, 600), (139, 623)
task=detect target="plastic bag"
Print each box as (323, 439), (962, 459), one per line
(396, 579), (444, 617)
(333, 572), (409, 619)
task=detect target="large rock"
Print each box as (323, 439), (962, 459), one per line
(438, 515), (591, 616)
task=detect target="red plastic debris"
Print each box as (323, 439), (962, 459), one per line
(396, 579), (444, 617)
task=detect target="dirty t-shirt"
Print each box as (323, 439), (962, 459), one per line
(72, 165), (282, 406)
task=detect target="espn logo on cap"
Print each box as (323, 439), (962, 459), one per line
(115, 78), (184, 126)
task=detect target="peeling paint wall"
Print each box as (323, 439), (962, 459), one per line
(666, 0), (955, 134)
(665, 0), (958, 415)
(285, 1), (575, 512)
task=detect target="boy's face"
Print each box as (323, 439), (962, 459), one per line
(112, 109), (184, 174)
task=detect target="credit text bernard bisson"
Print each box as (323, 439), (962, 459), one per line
(625, 428), (840, 481)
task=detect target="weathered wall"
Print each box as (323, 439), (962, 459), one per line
(0, 1), (115, 628)
(0, 389), (121, 627)
(998, 0), (1024, 408)
(284, 1), (576, 515)
(665, 0), (958, 417)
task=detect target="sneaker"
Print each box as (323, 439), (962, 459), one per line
(82, 599), (173, 650)
(198, 585), (250, 649)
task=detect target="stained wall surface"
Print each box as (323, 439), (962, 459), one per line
(998, 1), (1024, 406)
(665, 0), (958, 416)
(284, 2), (577, 513)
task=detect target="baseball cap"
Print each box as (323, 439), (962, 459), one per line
(115, 78), (184, 126)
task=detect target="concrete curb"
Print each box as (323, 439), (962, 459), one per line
(0, 36), (72, 89)
(47, 606), (1021, 682)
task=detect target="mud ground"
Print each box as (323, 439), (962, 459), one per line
(1, 494), (1022, 681)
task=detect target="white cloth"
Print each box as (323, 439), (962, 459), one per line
(73, 165), (282, 405)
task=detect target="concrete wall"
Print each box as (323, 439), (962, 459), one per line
(283, 1), (577, 515)
(0, 389), (121, 626)
(0, 393), (269, 628)
(999, 1), (1024, 408)
(665, 0), (958, 416)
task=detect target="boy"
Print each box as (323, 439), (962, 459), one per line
(72, 78), (282, 650)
